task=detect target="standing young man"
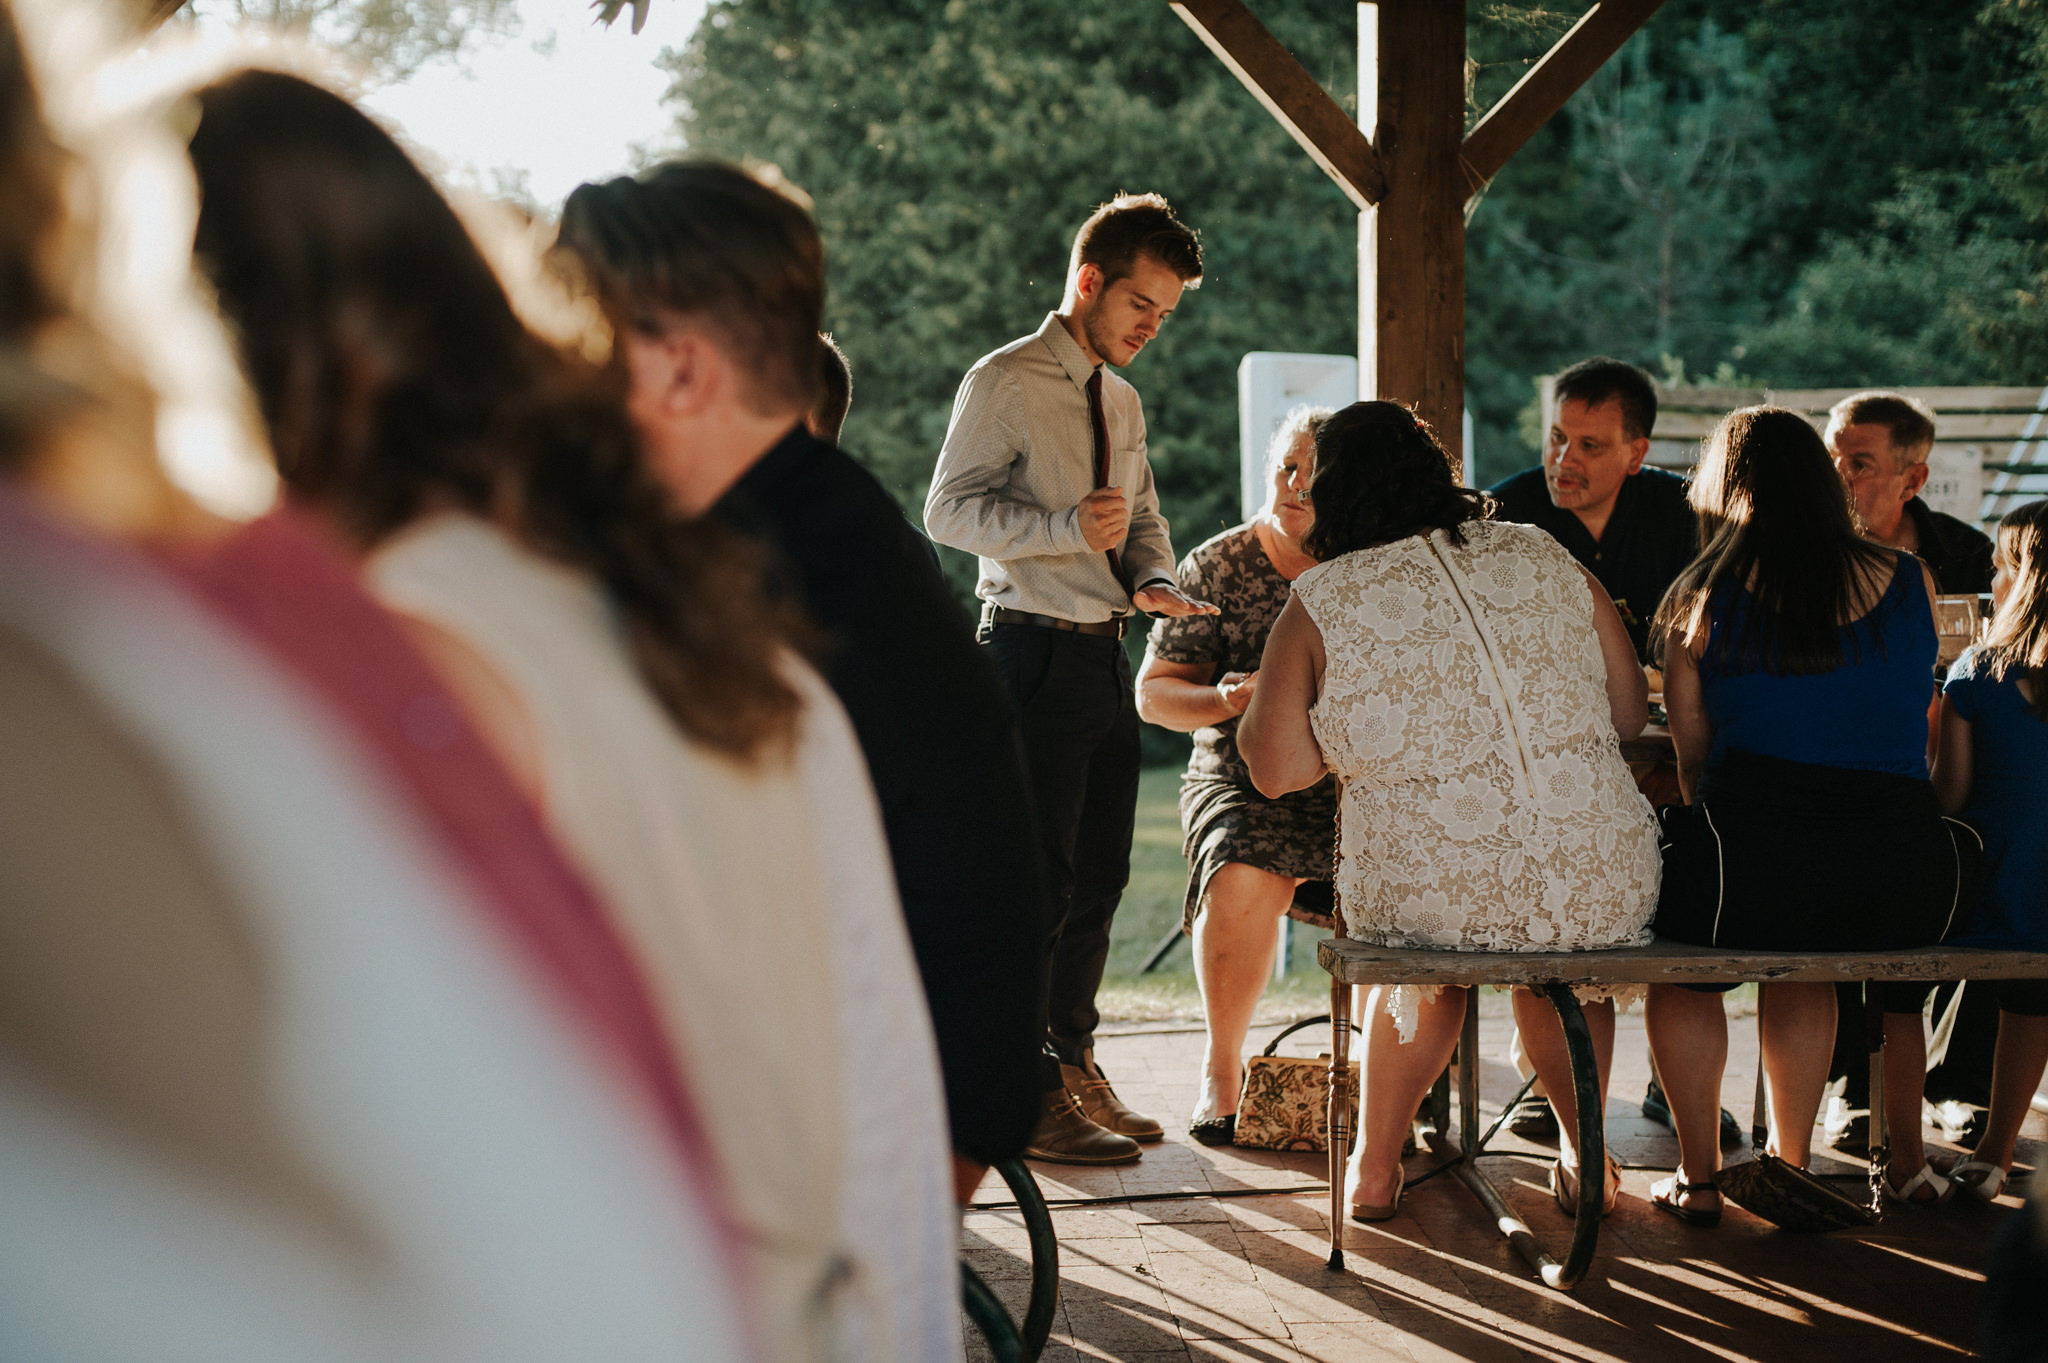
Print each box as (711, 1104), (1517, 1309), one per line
(926, 194), (1217, 1164)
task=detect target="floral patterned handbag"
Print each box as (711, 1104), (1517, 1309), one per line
(1231, 1015), (1361, 1153)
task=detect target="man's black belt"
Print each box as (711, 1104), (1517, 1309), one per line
(981, 604), (1128, 639)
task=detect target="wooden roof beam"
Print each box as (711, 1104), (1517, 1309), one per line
(1459, 0), (1665, 200)
(1170, 0), (1385, 209)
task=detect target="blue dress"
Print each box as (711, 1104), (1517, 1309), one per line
(1946, 655), (2048, 947)
(1699, 552), (1934, 776)
(1654, 552), (1977, 949)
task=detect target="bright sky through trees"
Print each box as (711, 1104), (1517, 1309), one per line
(190, 0), (706, 210)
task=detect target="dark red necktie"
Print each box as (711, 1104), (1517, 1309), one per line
(1085, 369), (1127, 592)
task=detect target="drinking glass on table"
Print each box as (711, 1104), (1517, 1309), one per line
(1935, 594), (1981, 667)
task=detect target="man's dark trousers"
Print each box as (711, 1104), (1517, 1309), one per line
(979, 620), (1141, 1091)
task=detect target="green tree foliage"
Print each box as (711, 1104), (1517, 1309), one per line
(1464, 0), (2048, 477)
(1731, 0), (2048, 388)
(663, 1), (1360, 575)
(1739, 184), (2039, 385)
(666, 0), (2048, 507)
(1464, 14), (1807, 478)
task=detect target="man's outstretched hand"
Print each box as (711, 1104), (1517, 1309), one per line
(1133, 582), (1219, 617)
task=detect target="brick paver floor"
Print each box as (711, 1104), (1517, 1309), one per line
(964, 1000), (2035, 1361)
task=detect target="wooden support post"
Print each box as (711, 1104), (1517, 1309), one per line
(1170, 0), (1384, 209)
(1359, 0), (1465, 463)
(1460, 0), (1667, 199)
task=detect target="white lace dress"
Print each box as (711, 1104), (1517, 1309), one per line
(1296, 520), (1661, 1038)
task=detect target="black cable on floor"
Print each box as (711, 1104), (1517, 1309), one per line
(969, 1182), (1325, 1211)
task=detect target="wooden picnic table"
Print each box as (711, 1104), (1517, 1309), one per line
(1316, 936), (2048, 1291)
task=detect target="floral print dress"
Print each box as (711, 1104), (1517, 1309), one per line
(1150, 524), (1338, 931)
(1295, 520), (1660, 1038)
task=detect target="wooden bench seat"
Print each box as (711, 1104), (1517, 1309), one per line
(1314, 935), (2048, 1290)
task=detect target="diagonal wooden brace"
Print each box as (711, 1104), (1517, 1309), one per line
(1460, 0), (1666, 200)
(1169, 0), (1385, 209)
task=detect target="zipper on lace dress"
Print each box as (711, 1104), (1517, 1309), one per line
(1423, 532), (1539, 802)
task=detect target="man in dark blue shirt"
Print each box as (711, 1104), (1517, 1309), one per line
(1489, 356), (1701, 1141)
(1487, 357), (1696, 661)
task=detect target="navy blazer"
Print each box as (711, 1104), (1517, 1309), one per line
(713, 425), (1048, 1165)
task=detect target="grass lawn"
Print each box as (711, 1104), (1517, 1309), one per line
(1095, 765), (1333, 1025)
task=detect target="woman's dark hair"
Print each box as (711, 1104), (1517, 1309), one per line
(0, 0), (60, 352)
(1651, 405), (1896, 675)
(1981, 499), (2048, 720)
(1300, 401), (1490, 560)
(0, 0), (81, 474)
(187, 69), (799, 760)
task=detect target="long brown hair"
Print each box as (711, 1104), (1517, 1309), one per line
(1653, 406), (1897, 674)
(186, 70), (799, 760)
(1981, 499), (2048, 721)
(0, 0), (62, 361)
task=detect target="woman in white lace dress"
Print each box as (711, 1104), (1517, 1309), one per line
(1241, 401), (1659, 1224)
(186, 71), (958, 1363)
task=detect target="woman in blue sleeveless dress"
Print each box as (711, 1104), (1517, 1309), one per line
(1885, 500), (2048, 1203)
(1644, 407), (1978, 1226)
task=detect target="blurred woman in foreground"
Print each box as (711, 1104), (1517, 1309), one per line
(0, 7), (747, 1358)
(1646, 407), (1975, 1224)
(1240, 401), (1659, 1223)
(185, 69), (957, 1363)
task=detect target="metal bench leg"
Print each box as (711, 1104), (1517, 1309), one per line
(1328, 976), (1354, 1270)
(961, 1261), (1024, 1363)
(1545, 983), (1605, 1289)
(1431, 984), (1601, 1290)
(1459, 998), (1481, 1159)
(1864, 982), (1889, 1220)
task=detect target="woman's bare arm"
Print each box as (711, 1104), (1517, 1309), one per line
(1661, 624), (1711, 805)
(1578, 565), (1648, 740)
(1134, 651), (1255, 731)
(1930, 696), (1973, 815)
(1238, 596), (1326, 797)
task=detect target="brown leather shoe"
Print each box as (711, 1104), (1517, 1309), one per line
(1024, 1091), (1142, 1165)
(1061, 1051), (1164, 1142)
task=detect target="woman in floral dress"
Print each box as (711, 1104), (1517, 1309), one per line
(1138, 406), (1337, 1145)
(1241, 401), (1660, 1223)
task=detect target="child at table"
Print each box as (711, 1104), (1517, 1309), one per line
(1887, 499), (2048, 1202)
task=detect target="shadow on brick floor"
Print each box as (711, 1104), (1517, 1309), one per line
(962, 1008), (2032, 1362)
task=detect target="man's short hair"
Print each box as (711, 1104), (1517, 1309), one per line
(1069, 192), (1203, 291)
(1554, 357), (1657, 442)
(813, 332), (851, 444)
(557, 159), (824, 415)
(1827, 391), (1937, 469)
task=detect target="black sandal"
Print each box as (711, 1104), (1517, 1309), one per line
(1189, 1114), (1237, 1147)
(1650, 1175), (1722, 1228)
